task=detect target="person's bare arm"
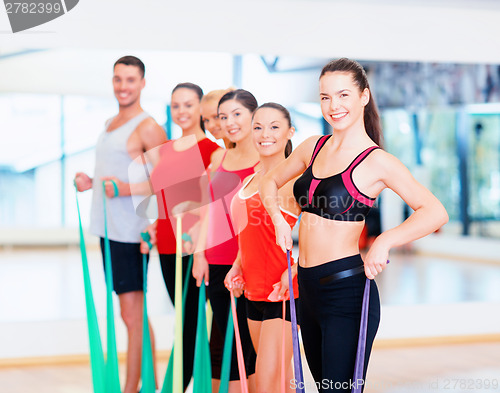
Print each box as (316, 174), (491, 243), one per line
(209, 148), (225, 172)
(171, 147), (223, 218)
(104, 118), (167, 198)
(224, 250), (244, 298)
(140, 221), (158, 254)
(139, 117), (168, 153)
(192, 204), (210, 287)
(279, 176), (302, 218)
(191, 148), (227, 286)
(260, 136), (320, 252)
(364, 150), (449, 279)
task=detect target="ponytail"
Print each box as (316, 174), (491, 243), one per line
(285, 140), (293, 158)
(364, 94), (383, 146)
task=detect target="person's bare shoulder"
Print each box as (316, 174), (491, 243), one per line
(137, 117), (167, 149)
(291, 135), (325, 165)
(104, 116), (115, 129)
(210, 148), (226, 170)
(365, 148), (400, 176)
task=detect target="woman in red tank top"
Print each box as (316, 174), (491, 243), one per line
(193, 89), (260, 389)
(225, 103), (301, 393)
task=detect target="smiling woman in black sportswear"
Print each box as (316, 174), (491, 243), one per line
(260, 58), (448, 392)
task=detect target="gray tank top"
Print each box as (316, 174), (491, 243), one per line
(90, 111), (151, 243)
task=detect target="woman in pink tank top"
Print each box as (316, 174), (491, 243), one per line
(193, 89), (260, 389)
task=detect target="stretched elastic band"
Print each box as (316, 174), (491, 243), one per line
(110, 179), (119, 197)
(101, 181), (121, 393)
(218, 301), (234, 393)
(173, 217), (184, 393)
(141, 245), (155, 393)
(230, 290), (249, 393)
(193, 280), (212, 391)
(281, 300), (286, 393)
(74, 184), (105, 393)
(161, 252), (194, 393)
(352, 278), (371, 393)
(141, 231), (153, 250)
(287, 250), (305, 393)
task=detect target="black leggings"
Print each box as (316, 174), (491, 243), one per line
(208, 264), (256, 381)
(298, 254), (380, 392)
(159, 253), (199, 390)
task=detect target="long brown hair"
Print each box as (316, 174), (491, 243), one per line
(218, 89), (258, 113)
(320, 58), (383, 147)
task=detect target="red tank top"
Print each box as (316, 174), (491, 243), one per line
(151, 138), (219, 254)
(204, 153), (259, 265)
(231, 174), (299, 301)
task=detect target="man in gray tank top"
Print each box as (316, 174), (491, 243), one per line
(75, 56), (166, 393)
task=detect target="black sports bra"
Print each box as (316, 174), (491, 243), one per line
(293, 135), (379, 221)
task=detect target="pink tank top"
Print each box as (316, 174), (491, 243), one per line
(205, 153), (258, 265)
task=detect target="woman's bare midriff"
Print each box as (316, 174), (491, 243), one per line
(298, 212), (364, 267)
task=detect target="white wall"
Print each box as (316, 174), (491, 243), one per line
(1, 0), (500, 63)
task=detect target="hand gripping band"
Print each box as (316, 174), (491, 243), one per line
(181, 233), (192, 243)
(110, 179), (119, 197)
(141, 231), (153, 250)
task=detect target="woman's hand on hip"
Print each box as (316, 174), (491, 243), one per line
(364, 236), (390, 279)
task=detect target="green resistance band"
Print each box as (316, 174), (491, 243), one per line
(74, 182), (106, 393)
(102, 181), (121, 393)
(173, 218), (183, 393)
(109, 179), (120, 197)
(181, 233), (192, 243)
(140, 232), (156, 393)
(219, 300), (235, 393)
(193, 280), (212, 392)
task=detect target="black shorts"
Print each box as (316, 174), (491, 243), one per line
(208, 264), (256, 379)
(100, 238), (148, 295)
(246, 299), (298, 323)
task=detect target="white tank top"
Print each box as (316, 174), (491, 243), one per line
(90, 112), (151, 243)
